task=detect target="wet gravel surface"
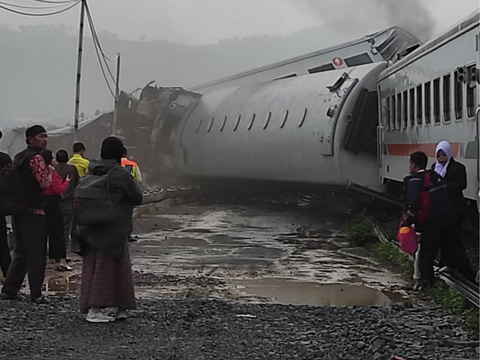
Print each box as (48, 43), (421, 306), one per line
(0, 297), (478, 360)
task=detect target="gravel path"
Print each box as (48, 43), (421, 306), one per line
(0, 297), (477, 360)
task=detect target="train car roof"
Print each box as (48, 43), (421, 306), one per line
(190, 26), (415, 92)
(379, 9), (480, 81)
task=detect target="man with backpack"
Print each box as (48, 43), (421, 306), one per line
(0, 125), (52, 303)
(0, 129), (12, 280)
(403, 151), (476, 291)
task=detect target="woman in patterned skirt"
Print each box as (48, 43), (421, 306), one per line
(79, 137), (143, 323)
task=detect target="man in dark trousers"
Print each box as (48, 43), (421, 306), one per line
(403, 151), (476, 290)
(0, 130), (12, 280)
(0, 125), (52, 303)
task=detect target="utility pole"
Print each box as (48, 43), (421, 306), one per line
(73, 0), (86, 143)
(112, 52), (121, 136)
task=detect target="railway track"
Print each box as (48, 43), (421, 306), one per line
(373, 220), (480, 308)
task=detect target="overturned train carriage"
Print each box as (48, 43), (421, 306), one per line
(165, 62), (388, 194)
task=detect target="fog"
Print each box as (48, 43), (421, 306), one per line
(0, 0), (477, 128)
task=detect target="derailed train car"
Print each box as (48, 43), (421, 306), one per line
(171, 62), (387, 194)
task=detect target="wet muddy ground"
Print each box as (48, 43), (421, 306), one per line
(1, 201), (478, 360)
(130, 202), (409, 306)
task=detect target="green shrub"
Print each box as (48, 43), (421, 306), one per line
(346, 212), (375, 246)
(372, 242), (414, 278)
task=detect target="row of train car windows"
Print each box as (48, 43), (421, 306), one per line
(196, 109), (308, 133)
(385, 65), (477, 130)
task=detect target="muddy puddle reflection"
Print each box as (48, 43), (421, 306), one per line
(234, 279), (403, 307)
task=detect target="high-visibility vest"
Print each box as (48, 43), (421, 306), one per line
(121, 158), (142, 182)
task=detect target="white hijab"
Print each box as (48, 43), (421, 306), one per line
(434, 140), (452, 177)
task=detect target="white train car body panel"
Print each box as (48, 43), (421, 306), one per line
(174, 62), (387, 192)
(378, 11), (480, 202)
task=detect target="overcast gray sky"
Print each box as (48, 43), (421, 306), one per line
(0, 0), (478, 44)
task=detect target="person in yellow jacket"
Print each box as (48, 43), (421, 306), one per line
(121, 147), (142, 182)
(68, 142), (90, 177)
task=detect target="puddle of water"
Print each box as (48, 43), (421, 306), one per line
(234, 279), (403, 307)
(45, 275), (81, 295)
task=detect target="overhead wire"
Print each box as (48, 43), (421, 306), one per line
(0, 0), (73, 9)
(33, 0), (78, 3)
(83, 1), (116, 97)
(0, 0), (79, 16)
(84, 1), (118, 88)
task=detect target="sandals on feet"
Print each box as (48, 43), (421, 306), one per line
(56, 264), (73, 272)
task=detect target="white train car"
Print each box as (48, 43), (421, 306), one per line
(191, 27), (419, 94)
(171, 62), (387, 193)
(378, 11), (479, 207)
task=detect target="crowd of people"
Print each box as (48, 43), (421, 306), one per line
(0, 125), (477, 322)
(0, 125), (143, 323)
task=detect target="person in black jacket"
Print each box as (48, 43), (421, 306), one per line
(403, 152), (475, 290)
(432, 140), (474, 276)
(0, 130), (12, 280)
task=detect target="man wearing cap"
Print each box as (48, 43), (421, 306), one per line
(0, 125), (52, 303)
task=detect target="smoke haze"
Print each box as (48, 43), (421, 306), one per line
(307, 0), (436, 41)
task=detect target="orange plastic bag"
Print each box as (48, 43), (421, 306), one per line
(398, 226), (418, 255)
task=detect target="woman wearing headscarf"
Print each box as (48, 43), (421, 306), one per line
(432, 140), (476, 282)
(79, 137), (143, 323)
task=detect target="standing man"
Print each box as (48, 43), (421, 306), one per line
(55, 150), (79, 254)
(1, 125), (52, 303)
(121, 147), (142, 182)
(68, 142), (90, 178)
(403, 152), (476, 291)
(0, 130), (12, 279)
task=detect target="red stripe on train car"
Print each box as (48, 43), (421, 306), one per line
(386, 143), (459, 157)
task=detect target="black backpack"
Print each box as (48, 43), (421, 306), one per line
(0, 158), (30, 215)
(73, 167), (120, 226)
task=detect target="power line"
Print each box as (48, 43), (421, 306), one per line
(0, 0), (79, 16)
(84, 4), (116, 97)
(0, 0), (72, 9)
(84, 1), (117, 85)
(32, 0), (78, 4)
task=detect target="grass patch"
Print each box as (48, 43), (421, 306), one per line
(372, 241), (414, 279)
(346, 211), (376, 246)
(430, 283), (480, 335)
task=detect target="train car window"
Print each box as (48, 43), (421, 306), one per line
(424, 82), (431, 124)
(443, 74), (451, 122)
(467, 65), (476, 118)
(402, 91), (408, 128)
(220, 116), (228, 132)
(344, 53), (373, 67)
(280, 110), (289, 128)
(385, 97), (391, 131)
(263, 112), (272, 129)
(433, 78), (440, 124)
(207, 117), (215, 132)
(308, 64), (335, 74)
(396, 93), (401, 129)
(195, 119), (203, 133)
(416, 85), (423, 125)
(247, 114), (256, 130)
(233, 114), (241, 131)
(298, 109), (308, 127)
(454, 69), (464, 119)
(391, 96), (396, 130)
(409, 89), (415, 127)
